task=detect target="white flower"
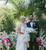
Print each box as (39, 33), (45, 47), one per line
(0, 40), (2, 42)
(12, 31), (14, 34)
(7, 46), (10, 49)
(8, 43), (10, 45)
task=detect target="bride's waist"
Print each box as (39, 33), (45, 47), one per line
(19, 34), (24, 35)
(18, 33), (25, 36)
(21, 30), (25, 33)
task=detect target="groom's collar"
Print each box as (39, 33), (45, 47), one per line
(29, 20), (34, 22)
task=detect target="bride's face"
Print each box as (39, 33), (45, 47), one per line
(20, 17), (25, 23)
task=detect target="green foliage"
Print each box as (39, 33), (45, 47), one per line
(9, 39), (15, 50)
(34, 0), (46, 14)
(0, 0), (46, 33)
(30, 33), (36, 41)
(1, 15), (15, 34)
(0, 0), (46, 50)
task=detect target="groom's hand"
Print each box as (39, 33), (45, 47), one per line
(36, 37), (39, 42)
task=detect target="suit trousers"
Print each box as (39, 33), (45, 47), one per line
(27, 38), (39, 50)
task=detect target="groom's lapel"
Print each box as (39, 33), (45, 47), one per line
(29, 21), (31, 27)
(33, 21), (35, 28)
(33, 21), (34, 28)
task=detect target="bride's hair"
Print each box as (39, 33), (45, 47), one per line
(20, 16), (26, 24)
(20, 16), (26, 19)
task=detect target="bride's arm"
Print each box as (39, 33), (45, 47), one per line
(18, 27), (24, 34)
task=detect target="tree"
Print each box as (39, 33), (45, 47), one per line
(1, 15), (15, 34)
(0, 3), (15, 33)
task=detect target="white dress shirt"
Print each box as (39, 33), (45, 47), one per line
(30, 20), (34, 28)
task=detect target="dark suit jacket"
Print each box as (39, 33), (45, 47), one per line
(26, 21), (39, 38)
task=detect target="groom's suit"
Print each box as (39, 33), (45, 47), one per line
(27, 20), (39, 50)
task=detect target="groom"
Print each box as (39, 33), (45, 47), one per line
(27, 14), (39, 50)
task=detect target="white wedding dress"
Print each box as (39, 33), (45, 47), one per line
(16, 22), (27, 50)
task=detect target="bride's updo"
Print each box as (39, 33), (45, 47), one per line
(20, 16), (26, 19)
(20, 16), (26, 23)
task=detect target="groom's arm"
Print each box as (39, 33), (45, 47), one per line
(35, 22), (40, 42)
(26, 22), (29, 27)
(35, 22), (40, 37)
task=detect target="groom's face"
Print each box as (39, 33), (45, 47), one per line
(29, 15), (33, 20)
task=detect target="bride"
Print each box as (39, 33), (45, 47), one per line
(16, 16), (27, 50)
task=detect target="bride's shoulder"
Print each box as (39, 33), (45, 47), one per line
(24, 24), (27, 27)
(18, 24), (21, 27)
(18, 23), (23, 28)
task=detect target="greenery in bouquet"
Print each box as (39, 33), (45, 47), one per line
(25, 28), (38, 42)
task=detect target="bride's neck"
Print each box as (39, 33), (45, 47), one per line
(21, 21), (24, 23)
(20, 21), (24, 23)
(22, 22), (24, 23)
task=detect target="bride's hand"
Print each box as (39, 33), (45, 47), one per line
(18, 27), (24, 34)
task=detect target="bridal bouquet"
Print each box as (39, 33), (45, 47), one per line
(23, 27), (38, 42)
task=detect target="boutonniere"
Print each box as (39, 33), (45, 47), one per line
(34, 22), (36, 26)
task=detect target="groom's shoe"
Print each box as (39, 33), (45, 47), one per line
(27, 48), (29, 50)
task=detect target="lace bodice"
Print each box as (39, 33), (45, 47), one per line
(18, 22), (27, 33)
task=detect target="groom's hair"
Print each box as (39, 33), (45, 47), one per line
(29, 14), (33, 17)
